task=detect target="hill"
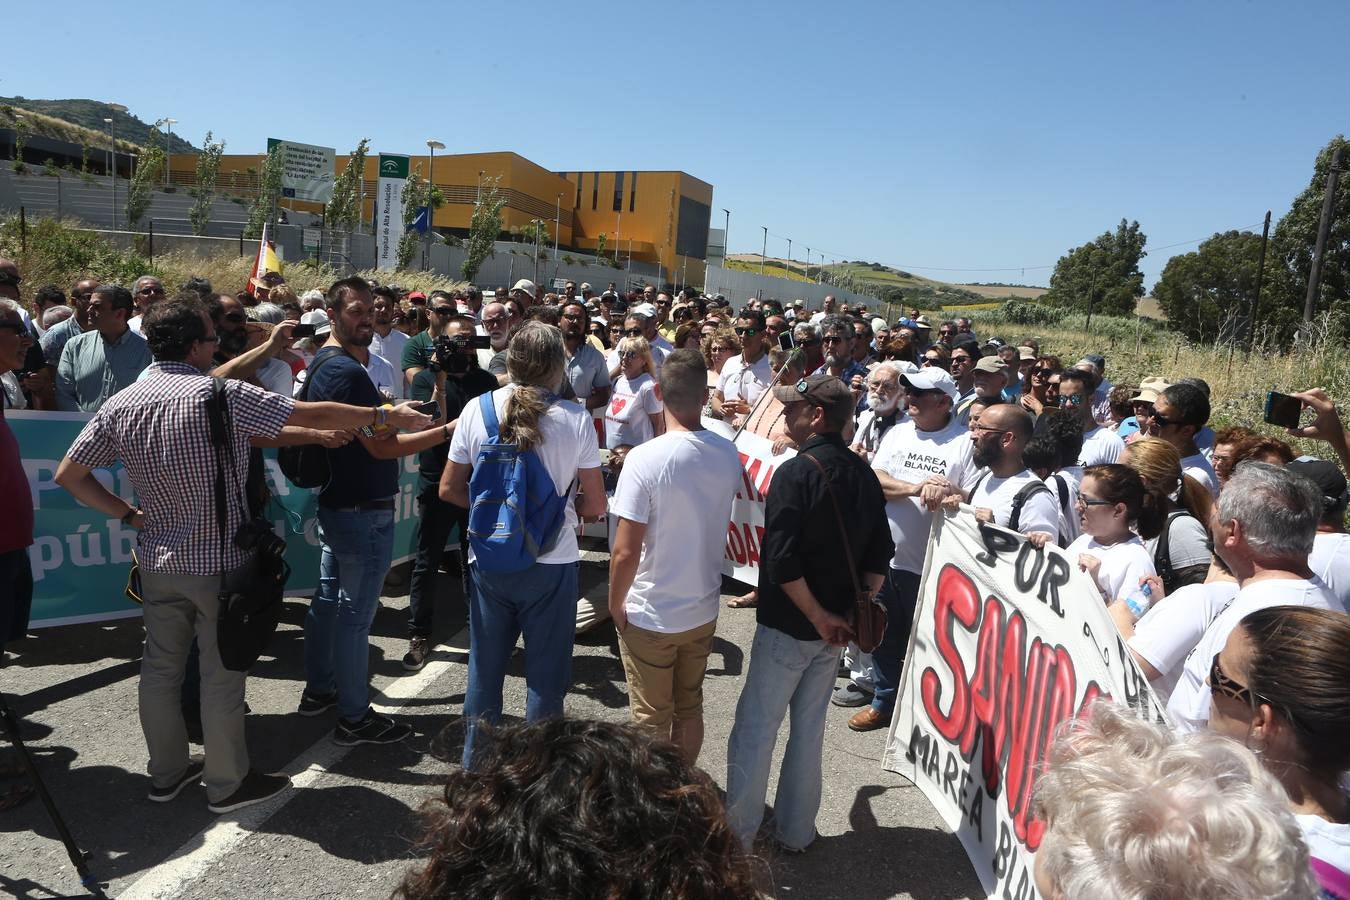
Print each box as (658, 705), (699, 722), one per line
(0, 97), (198, 154)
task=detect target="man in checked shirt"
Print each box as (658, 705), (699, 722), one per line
(54, 295), (433, 815)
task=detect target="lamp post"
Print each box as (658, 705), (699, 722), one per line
(163, 117), (176, 185)
(722, 208), (730, 267)
(425, 139), (444, 271)
(760, 225), (767, 275)
(554, 193), (561, 264)
(787, 238), (792, 276)
(104, 117), (115, 228)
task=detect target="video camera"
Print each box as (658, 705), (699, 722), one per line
(430, 333), (491, 374)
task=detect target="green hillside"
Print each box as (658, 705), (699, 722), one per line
(0, 97), (199, 154)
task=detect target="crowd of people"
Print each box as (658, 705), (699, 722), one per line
(1, 255), (1348, 897)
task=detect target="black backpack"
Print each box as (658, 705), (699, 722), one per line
(1154, 509), (1202, 594)
(972, 471), (1056, 539)
(277, 349), (342, 488)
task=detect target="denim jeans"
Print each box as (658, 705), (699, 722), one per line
(305, 507), (395, 723)
(408, 482), (468, 638)
(869, 567), (922, 715)
(461, 561), (578, 770)
(725, 623), (840, 850)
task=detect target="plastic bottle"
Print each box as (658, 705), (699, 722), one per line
(1123, 581), (1153, 619)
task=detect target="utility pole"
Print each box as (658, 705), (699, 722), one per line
(1303, 145), (1344, 328)
(104, 117), (115, 229)
(163, 117), (176, 185)
(722, 208), (730, 267)
(760, 225), (767, 275)
(1248, 210), (1271, 349)
(787, 238), (792, 276)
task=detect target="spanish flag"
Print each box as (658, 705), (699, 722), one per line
(245, 221), (283, 298)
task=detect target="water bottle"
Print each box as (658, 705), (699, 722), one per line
(1123, 581), (1153, 619)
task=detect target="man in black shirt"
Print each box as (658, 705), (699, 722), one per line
(725, 374), (893, 853)
(403, 317), (496, 671)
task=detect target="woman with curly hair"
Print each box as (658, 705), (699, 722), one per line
(395, 719), (758, 900)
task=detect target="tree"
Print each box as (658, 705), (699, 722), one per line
(1268, 135), (1350, 339)
(395, 165), (427, 270)
(1042, 219), (1147, 316)
(326, 138), (370, 234)
(125, 145), (165, 228)
(462, 174), (505, 282)
(595, 232), (608, 264)
(188, 132), (225, 236)
(1152, 230), (1265, 343)
(243, 143), (284, 239)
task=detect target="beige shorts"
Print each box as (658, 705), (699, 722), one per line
(617, 618), (718, 730)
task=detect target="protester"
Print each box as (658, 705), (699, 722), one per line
(948, 342), (979, 424)
(1107, 383), (1139, 436)
(53, 283), (152, 411)
(1056, 367), (1123, 466)
(850, 363), (905, 462)
(1034, 701), (1317, 900)
(850, 368), (972, 728)
(25, 283), (66, 338)
(210, 293), (293, 397)
(1019, 354), (1061, 417)
(1207, 605), (1350, 888)
(127, 276), (166, 336)
(369, 285), (410, 378)
(559, 299), (610, 413)
(39, 276), (98, 366)
(299, 277), (451, 746)
(608, 351), (741, 765)
(711, 309), (771, 426)
(1211, 425), (1256, 486)
(1165, 462), (1340, 734)
(403, 317), (497, 672)
(725, 374), (892, 852)
(1027, 409), (1086, 545)
(605, 336), (664, 450)
(1063, 464), (1159, 604)
(970, 355), (1008, 406)
(965, 404), (1060, 541)
(920, 343), (948, 371)
(792, 320), (824, 373)
(1121, 437), (1213, 593)
(700, 327), (739, 396)
(1283, 458), (1350, 611)
(1149, 382), (1219, 497)
(402, 294), (455, 388)
(53, 293), (430, 813)
(441, 321), (605, 769)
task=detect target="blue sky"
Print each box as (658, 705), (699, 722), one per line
(6, 0), (1345, 288)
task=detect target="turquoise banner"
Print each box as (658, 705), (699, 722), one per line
(13, 411), (426, 628)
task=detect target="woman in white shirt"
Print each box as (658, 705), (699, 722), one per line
(1208, 605), (1350, 894)
(1121, 437), (1213, 594)
(605, 336), (664, 451)
(1065, 463), (1159, 604)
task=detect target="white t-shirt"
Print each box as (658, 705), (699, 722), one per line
(1144, 513), (1211, 573)
(370, 328), (409, 373)
(1078, 425), (1124, 467)
(256, 356), (294, 398)
(1130, 580), (1240, 702)
(1064, 534), (1155, 604)
(364, 351), (402, 401)
(716, 353), (773, 407)
(604, 373), (663, 450)
(873, 416), (977, 573)
(1310, 531), (1350, 611)
(1182, 452), (1219, 498)
(1046, 466), (1083, 545)
(1166, 576), (1339, 733)
(853, 406), (905, 462)
(1298, 815), (1350, 874)
(605, 341), (669, 377)
(610, 430), (743, 633)
(970, 470), (1060, 538)
(127, 314), (144, 337)
(448, 385), (601, 566)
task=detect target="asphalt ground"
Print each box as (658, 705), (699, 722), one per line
(1, 543), (980, 900)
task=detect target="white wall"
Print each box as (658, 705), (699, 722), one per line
(703, 264), (878, 308)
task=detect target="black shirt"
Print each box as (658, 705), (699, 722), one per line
(305, 348), (397, 507)
(409, 366), (496, 484)
(757, 432), (894, 642)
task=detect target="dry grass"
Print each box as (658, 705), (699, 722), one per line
(953, 283), (1049, 299)
(147, 250), (467, 298)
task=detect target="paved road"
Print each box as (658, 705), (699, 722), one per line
(1, 546), (980, 900)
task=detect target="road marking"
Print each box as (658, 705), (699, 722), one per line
(118, 628), (468, 900)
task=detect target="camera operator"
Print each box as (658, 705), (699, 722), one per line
(402, 317), (496, 672)
(52, 293), (432, 814)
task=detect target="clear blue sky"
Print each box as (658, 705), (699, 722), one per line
(6, 0), (1346, 288)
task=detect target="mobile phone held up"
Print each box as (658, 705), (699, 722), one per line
(1263, 391), (1302, 429)
(412, 400), (440, 416)
(777, 330), (796, 352)
(291, 323), (317, 339)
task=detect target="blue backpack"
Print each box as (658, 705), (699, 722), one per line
(467, 392), (572, 573)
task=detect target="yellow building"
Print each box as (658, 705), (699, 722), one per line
(168, 150), (713, 284)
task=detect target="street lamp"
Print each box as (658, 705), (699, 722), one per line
(163, 117), (177, 185)
(722, 208), (730, 267)
(760, 226), (767, 275)
(425, 139), (444, 270)
(554, 192), (562, 264)
(787, 238), (792, 275)
(104, 117), (115, 228)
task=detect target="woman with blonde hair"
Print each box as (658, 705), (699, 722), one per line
(440, 321), (606, 769)
(1121, 436), (1213, 594)
(605, 335), (664, 451)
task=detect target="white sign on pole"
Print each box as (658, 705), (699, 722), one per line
(376, 154), (410, 270)
(266, 138), (336, 203)
(882, 510), (1168, 900)
(302, 227), (321, 252)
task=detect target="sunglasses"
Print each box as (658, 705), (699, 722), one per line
(713, 345), (734, 353)
(624, 328), (644, 337)
(969, 423), (1009, 435)
(1152, 413), (1177, 428)
(923, 357), (945, 367)
(1030, 368), (1053, 379)
(137, 286), (165, 296)
(950, 356), (972, 365)
(1063, 393), (1086, 406)
(797, 338), (821, 347)
(734, 327), (758, 336)
(482, 315), (508, 326)
(1209, 652), (1272, 709)
(432, 306), (455, 316)
(223, 312), (246, 324)
(561, 312), (584, 321)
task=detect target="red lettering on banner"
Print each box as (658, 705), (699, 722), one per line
(756, 463), (776, 497)
(742, 523), (761, 567)
(726, 523), (747, 564)
(921, 564), (980, 741)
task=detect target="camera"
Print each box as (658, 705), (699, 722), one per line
(430, 333), (490, 374)
(235, 517), (286, 559)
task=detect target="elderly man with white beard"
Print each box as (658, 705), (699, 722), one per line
(851, 363), (906, 462)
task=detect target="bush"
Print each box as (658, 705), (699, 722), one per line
(0, 215), (152, 290)
(999, 299), (1065, 326)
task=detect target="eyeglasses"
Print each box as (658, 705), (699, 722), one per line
(624, 328), (644, 337)
(1075, 495), (1115, 508)
(969, 423), (1009, 435)
(712, 345), (734, 353)
(923, 357), (945, 367)
(619, 351), (638, 360)
(822, 335), (847, 344)
(432, 306), (455, 316)
(797, 338), (821, 347)
(734, 327), (758, 336)
(1209, 652), (1272, 709)
(1063, 393), (1086, 406)
(950, 355), (972, 366)
(1152, 413), (1177, 428)
(1030, 368), (1053, 379)
(482, 315), (508, 326)
(223, 312), (246, 324)
(137, 286), (165, 296)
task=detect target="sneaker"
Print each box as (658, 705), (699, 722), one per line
(333, 711), (412, 746)
(402, 637), (431, 672)
(207, 771), (292, 815)
(298, 689), (338, 717)
(148, 756), (204, 802)
(831, 681), (874, 707)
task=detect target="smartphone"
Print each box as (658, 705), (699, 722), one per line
(291, 323), (316, 338)
(412, 400), (441, 416)
(777, 330), (796, 352)
(1263, 391), (1302, 429)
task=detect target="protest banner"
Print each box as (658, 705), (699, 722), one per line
(721, 428), (793, 586)
(266, 138), (337, 203)
(14, 411), (425, 628)
(881, 509), (1168, 900)
(375, 153), (409, 269)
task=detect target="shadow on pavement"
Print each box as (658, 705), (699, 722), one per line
(256, 783), (423, 865)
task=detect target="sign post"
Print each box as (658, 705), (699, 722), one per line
(266, 138), (336, 204)
(376, 154), (410, 270)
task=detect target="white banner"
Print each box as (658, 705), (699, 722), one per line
(882, 510), (1168, 900)
(721, 428), (794, 586)
(267, 138), (336, 203)
(376, 153), (409, 270)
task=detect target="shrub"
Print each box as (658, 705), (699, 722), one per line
(1000, 299), (1065, 326)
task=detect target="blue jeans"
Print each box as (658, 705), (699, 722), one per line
(725, 623), (839, 850)
(869, 568), (922, 715)
(461, 561), (578, 770)
(305, 507), (395, 722)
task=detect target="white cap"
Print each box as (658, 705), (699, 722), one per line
(511, 279), (537, 296)
(633, 302), (659, 319)
(300, 309), (330, 336)
(870, 317), (888, 333)
(899, 367), (959, 401)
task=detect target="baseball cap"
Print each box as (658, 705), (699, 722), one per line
(407, 291), (427, 302)
(914, 315), (932, 329)
(511, 279), (537, 296)
(870, 317), (888, 333)
(300, 309), (330, 337)
(895, 317), (917, 329)
(1133, 376), (1170, 404)
(771, 374), (854, 418)
(1018, 345), (1037, 361)
(579, 282), (592, 293)
(974, 356), (1007, 375)
(1288, 459), (1349, 516)
(899, 368), (959, 401)
(633, 302), (659, 319)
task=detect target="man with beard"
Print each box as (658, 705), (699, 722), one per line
(369, 285), (409, 378)
(479, 300), (516, 385)
(300, 278), (458, 746)
(560, 300), (610, 412)
(209, 294), (294, 396)
(814, 315), (868, 413)
(965, 403), (1059, 540)
(402, 294), (455, 389)
(850, 363), (904, 462)
(711, 310), (772, 425)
